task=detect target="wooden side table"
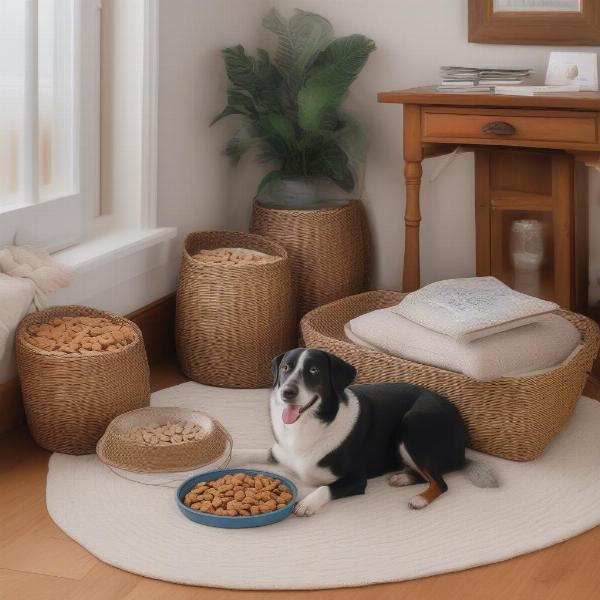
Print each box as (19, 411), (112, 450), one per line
(377, 87), (600, 312)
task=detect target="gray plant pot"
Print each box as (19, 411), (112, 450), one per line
(263, 178), (320, 209)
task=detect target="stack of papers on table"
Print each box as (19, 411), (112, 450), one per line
(438, 66), (532, 92)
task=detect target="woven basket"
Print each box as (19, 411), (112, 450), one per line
(251, 200), (371, 317)
(301, 291), (600, 461)
(16, 306), (150, 455)
(176, 231), (295, 388)
(96, 407), (232, 473)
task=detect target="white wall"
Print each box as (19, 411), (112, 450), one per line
(157, 0), (269, 249)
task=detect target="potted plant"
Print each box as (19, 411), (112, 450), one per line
(211, 8), (375, 208)
(212, 9), (375, 316)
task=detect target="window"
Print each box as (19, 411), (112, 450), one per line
(0, 0), (100, 250)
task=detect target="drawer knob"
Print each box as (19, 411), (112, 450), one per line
(482, 121), (516, 136)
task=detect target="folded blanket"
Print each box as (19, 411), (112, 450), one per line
(0, 274), (35, 364)
(0, 246), (73, 365)
(0, 245), (72, 310)
(345, 307), (581, 381)
(392, 276), (558, 343)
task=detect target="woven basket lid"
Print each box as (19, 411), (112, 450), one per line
(96, 407), (232, 476)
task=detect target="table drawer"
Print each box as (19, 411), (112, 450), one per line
(422, 108), (598, 147)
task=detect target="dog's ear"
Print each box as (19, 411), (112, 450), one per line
(271, 353), (286, 386)
(326, 352), (357, 396)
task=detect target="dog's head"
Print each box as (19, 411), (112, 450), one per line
(271, 348), (357, 425)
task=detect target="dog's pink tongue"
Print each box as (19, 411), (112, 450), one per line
(282, 405), (301, 425)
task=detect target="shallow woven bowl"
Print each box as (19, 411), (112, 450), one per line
(96, 407), (232, 473)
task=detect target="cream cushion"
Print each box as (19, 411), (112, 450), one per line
(345, 308), (581, 381)
(391, 276), (559, 343)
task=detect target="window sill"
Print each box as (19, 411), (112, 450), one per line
(49, 226), (179, 311)
(55, 226), (178, 272)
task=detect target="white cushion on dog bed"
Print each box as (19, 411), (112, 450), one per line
(345, 309), (581, 381)
(391, 277), (559, 342)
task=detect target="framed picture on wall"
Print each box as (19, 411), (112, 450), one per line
(468, 0), (600, 45)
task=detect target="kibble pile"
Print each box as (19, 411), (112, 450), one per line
(24, 316), (135, 355)
(192, 247), (278, 265)
(125, 421), (205, 446)
(183, 472), (293, 516)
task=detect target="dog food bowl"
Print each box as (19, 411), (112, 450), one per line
(97, 407), (232, 483)
(176, 468), (298, 529)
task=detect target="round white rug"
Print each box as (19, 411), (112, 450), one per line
(47, 382), (600, 590)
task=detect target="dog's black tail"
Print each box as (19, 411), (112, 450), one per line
(463, 459), (499, 488)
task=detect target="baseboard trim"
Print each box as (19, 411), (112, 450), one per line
(0, 293), (176, 436)
(0, 378), (24, 436)
(127, 293), (176, 365)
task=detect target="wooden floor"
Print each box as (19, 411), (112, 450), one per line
(2, 358), (600, 600)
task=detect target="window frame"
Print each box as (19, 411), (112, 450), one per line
(0, 0), (100, 252)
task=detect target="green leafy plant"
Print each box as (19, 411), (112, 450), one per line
(211, 9), (375, 199)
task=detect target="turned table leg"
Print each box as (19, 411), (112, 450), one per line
(403, 160), (423, 292)
(402, 104), (423, 292)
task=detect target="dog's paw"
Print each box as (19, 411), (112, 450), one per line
(388, 472), (416, 487)
(408, 494), (429, 510)
(294, 500), (318, 517)
(294, 486), (331, 517)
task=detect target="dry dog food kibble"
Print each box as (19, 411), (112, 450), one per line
(183, 472), (293, 516)
(125, 421), (205, 446)
(192, 247), (278, 265)
(24, 316), (135, 356)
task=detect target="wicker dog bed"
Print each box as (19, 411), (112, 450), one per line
(301, 291), (600, 461)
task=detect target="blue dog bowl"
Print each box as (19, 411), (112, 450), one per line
(176, 468), (298, 529)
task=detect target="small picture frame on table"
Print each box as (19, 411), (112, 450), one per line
(545, 51), (599, 91)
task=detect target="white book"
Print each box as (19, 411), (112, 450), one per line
(436, 85), (493, 93)
(439, 81), (475, 87)
(479, 80), (525, 85)
(495, 84), (581, 96)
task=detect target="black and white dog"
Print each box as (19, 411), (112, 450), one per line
(250, 348), (497, 517)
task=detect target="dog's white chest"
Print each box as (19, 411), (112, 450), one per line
(270, 391), (360, 486)
(278, 446), (338, 486)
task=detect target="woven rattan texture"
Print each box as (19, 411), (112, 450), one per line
(301, 291), (600, 461)
(175, 231), (296, 388)
(251, 200), (371, 317)
(16, 305), (150, 455)
(96, 407), (231, 473)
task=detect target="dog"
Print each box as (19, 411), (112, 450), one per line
(247, 347), (497, 517)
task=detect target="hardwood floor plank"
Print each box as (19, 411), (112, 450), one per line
(0, 568), (75, 600)
(0, 526), (97, 580)
(63, 563), (141, 600)
(122, 579), (380, 600)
